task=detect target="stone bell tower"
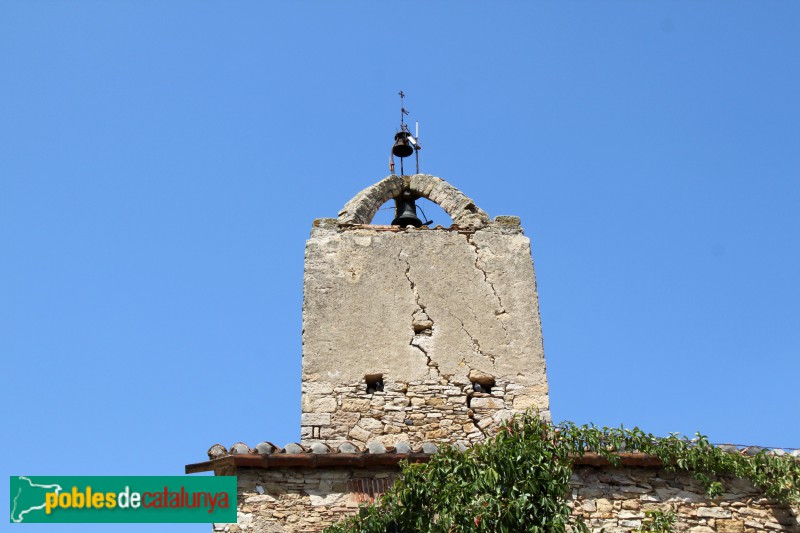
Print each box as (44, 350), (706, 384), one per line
(187, 171), (800, 533)
(300, 174), (550, 450)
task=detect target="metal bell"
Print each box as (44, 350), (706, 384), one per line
(392, 192), (423, 227)
(392, 131), (414, 158)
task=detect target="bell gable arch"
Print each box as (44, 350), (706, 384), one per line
(337, 174), (490, 228)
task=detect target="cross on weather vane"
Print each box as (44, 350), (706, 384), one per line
(399, 90), (409, 130)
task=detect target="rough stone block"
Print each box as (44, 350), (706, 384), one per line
(341, 399), (371, 412)
(357, 417), (383, 432)
(314, 397), (337, 413)
(301, 413), (331, 426)
(470, 397), (504, 409)
(348, 425), (371, 443)
(303, 382), (334, 395)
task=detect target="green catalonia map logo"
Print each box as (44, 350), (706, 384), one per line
(10, 476), (236, 523)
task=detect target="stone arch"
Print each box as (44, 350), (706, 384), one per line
(337, 174), (491, 228)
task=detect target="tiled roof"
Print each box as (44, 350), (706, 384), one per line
(207, 440), (445, 459)
(185, 441), (798, 474)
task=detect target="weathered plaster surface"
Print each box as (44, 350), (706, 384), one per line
(301, 214), (549, 447)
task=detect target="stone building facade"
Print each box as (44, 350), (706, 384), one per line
(187, 175), (799, 532)
(188, 452), (799, 532)
(301, 174), (549, 450)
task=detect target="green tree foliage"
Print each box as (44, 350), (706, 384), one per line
(325, 413), (800, 533)
(637, 508), (677, 532)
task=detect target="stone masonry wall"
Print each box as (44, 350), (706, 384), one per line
(218, 464), (799, 532)
(302, 377), (525, 449)
(301, 215), (549, 449)
(569, 466), (799, 532)
(224, 466), (399, 533)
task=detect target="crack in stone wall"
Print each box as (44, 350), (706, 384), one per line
(446, 308), (496, 366)
(465, 234), (507, 318)
(401, 252), (427, 314)
(301, 220), (550, 448)
(401, 252), (439, 378)
(464, 234), (508, 337)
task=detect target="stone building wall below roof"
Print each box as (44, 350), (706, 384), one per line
(218, 464), (799, 532)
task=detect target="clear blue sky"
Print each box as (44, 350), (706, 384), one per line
(2, 2), (798, 531)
